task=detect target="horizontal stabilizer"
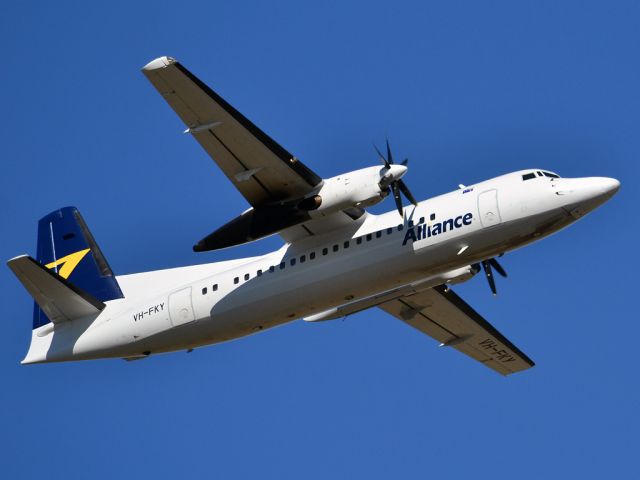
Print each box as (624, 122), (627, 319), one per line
(8, 255), (105, 324)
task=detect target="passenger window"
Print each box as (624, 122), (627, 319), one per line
(202, 287), (207, 295)
(279, 262), (285, 270)
(244, 273), (250, 281)
(344, 241), (350, 248)
(397, 224), (403, 231)
(269, 266), (275, 273)
(408, 221), (414, 228)
(333, 244), (339, 252)
(430, 213), (436, 221)
(257, 269), (262, 277)
(234, 277), (239, 284)
(310, 252), (316, 260)
(322, 248), (328, 255)
(300, 255), (306, 263)
(522, 173), (536, 181)
(213, 284), (218, 291)
(376, 231), (382, 238)
(386, 227), (393, 235)
(366, 234), (372, 241)
(419, 217), (425, 224)
(290, 258), (296, 266)
(356, 237), (362, 245)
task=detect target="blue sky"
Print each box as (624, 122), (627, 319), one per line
(1, 1), (638, 478)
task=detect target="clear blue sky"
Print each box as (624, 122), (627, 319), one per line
(1, 1), (637, 478)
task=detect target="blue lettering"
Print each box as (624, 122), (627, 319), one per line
(401, 212), (473, 245)
(402, 227), (417, 246)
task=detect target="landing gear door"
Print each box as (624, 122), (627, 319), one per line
(168, 287), (195, 327)
(478, 189), (502, 227)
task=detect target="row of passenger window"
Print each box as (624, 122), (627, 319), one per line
(201, 215), (434, 296)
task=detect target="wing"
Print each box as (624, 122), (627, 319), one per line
(379, 286), (534, 375)
(305, 283), (533, 375)
(142, 56), (322, 207)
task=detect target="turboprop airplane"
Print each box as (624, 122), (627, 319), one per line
(8, 56), (620, 375)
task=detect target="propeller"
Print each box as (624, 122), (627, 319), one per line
(374, 139), (418, 216)
(472, 256), (508, 296)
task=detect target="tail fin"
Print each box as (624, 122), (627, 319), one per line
(32, 207), (123, 328)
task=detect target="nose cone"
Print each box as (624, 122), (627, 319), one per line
(599, 177), (621, 197)
(559, 176), (620, 219)
(582, 177), (621, 201)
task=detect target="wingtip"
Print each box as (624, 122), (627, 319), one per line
(7, 254), (30, 266)
(142, 56), (176, 72)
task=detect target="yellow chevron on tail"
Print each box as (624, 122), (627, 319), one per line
(45, 248), (90, 279)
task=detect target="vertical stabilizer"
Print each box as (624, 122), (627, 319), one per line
(33, 207), (123, 328)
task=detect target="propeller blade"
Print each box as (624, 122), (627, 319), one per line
(482, 260), (497, 296)
(392, 182), (403, 216)
(397, 179), (418, 206)
(374, 144), (390, 168)
(386, 138), (394, 165)
(488, 257), (507, 277)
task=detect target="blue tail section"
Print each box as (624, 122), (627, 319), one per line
(33, 207), (123, 328)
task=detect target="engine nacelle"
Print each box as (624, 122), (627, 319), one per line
(407, 265), (479, 293)
(298, 166), (388, 218)
(438, 265), (478, 286)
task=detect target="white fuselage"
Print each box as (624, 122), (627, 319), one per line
(22, 170), (619, 363)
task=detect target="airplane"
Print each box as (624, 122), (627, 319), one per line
(7, 56), (620, 375)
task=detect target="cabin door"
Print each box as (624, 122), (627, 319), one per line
(477, 189), (502, 227)
(168, 287), (195, 327)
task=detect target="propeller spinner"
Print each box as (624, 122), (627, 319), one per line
(374, 139), (418, 216)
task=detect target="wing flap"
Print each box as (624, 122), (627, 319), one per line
(379, 286), (534, 375)
(8, 255), (105, 324)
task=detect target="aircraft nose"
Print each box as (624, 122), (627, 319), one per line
(580, 176), (621, 201)
(599, 177), (621, 196)
(559, 176), (620, 219)
(573, 176), (621, 199)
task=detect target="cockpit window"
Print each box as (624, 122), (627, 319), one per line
(523, 171), (560, 181)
